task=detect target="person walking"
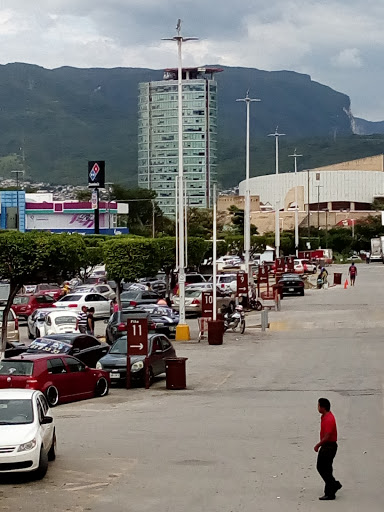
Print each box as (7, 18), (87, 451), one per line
(314, 398), (342, 501)
(76, 305), (88, 334)
(87, 307), (95, 336)
(348, 262), (357, 286)
(112, 297), (119, 313)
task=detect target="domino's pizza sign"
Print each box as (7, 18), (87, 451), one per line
(88, 161), (105, 188)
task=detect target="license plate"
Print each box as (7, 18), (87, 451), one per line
(289, 288), (294, 292)
(110, 373), (121, 379)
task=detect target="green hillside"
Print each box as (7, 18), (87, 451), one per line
(0, 62), (377, 189)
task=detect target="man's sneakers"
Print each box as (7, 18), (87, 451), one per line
(319, 495), (335, 500)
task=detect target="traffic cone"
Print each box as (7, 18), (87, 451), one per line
(344, 279), (348, 289)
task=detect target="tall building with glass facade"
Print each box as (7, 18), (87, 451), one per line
(138, 67), (222, 216)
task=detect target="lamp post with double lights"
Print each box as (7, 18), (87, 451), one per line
(289, 149), (302, 257)
(236, 91), (260, 282)
(163, 20), (198, 341)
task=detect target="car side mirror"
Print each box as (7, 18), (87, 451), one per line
(41, 416), (53, 425)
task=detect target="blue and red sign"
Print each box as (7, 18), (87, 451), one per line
(88, 161), (105, 188)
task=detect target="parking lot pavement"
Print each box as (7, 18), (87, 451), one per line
(3, 263), (384, 511)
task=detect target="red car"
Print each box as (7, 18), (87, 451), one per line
(0, 354), (110, 406)
(12, 294), (56, 319)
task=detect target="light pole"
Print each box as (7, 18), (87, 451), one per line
(163, 20), (198, 341)
(11, 170), (24, 231)
(104, 182), (113, 232)
(275, 200), (280, 258)
(289, 149), (302, 257)
(268, 127), (285, 174)
(236, 91), (260, 282)
(212, 183), (217, 321)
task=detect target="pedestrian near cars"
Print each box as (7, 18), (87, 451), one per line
(87, 307), (95, 336)
(112, 297), (119, 313)
(314, 398), (342, 501)
(76, 305), (88, 334)
(349, 262), (357, 286)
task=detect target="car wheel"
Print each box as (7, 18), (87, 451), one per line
(48, 430), (56, 461)
(240, 319), (246, 334)
(45, 386), (59, 407)
(28, 329), (34, 340)
(36, 328), (40, 338)
(34, 447), (49, 480)
(300, 290), (305, 296)
(95, 377), (109, 397)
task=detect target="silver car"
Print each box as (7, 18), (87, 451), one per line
(172, 288), (231, 316)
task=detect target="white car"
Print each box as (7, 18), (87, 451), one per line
(210, 274), (238, 294)
(294, 259), (317, 274)
(0, 389), (56, 478)
(53, 292), (111, 318)
(27, 308), (56, 339)
(73, 283), (116, 300)
(37, 311), (79, 337)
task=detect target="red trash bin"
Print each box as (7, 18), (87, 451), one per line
(165, 357), (188, 390)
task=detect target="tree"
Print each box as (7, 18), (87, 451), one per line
(0, 232), (87, 357)
(103, 238), (160, 303)
(227, 205), (258, 235)
(75, 189), (92, 201)
(187, 208), (224, 239)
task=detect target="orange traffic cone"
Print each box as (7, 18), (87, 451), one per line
(344, 279), (348, 289)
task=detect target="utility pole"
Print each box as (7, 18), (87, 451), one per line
(289, 149), (303, 257)
(315, 185), (323, 230)
(268, 127), (285, 174)
(163, 20), (198, 341)
(11, 170), (24, 231)
(275, 200), (280, 258)
(236, 91), (260, 282)
(104, 182), (113, 232)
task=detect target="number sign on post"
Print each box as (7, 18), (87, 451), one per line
(202, 291), (214, 318)
(127, 318), (149, 356)
(276, 257), (285, 273)
(287, 256), (295, 272)
(237, 273), (248, 296)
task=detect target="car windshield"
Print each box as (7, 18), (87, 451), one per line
(58, 295), (82, 302)
(0, 361), (34, 376)
(54, 316), (77, 325)
(185, 290), (202, 297)
(186, 275), (205, 284)
(110, 337), (127, 355)
(121, 291), (140, 300)
(0, 399), (34, 425)
(27, 339), (71, 354)
(219, 275), (236, 283)
(13, 296), (29, 305)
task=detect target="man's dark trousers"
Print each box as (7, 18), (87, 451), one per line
(317, 442), (339, 497)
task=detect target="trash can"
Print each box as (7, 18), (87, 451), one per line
(165, 357), (188, 390)
(333, 272), (342, 286)
(208, 319), (224, 345)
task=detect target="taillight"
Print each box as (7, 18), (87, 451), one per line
(191, 299), (201, 305)
(68, 304), (78, 307)
(14, 317), (18, 330)
(117, 323), (127, 332)
(26, 304), (32, 310)
(129, 301), (137, 307)
(25, 379), (38, 388)
(150, 322), (156, 330)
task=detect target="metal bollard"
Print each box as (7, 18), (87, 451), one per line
(261, 309), (269, 331)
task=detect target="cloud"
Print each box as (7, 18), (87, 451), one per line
(0, 1), (383, 119)
(331, 48), (363, 69)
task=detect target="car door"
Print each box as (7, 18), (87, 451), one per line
(149, 336), (165, 376)
(85, 293), (109, 317)
(72, 335), (109, 367)
(36, 394), (53, 451)
(159, 336), (175, 373)
(46, 357), (70, 400)
(63, 356), (94, 399)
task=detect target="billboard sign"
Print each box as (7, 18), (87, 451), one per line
(88, 161), (105, 188)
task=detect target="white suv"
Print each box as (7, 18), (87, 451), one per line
(211, 274), (238, 294)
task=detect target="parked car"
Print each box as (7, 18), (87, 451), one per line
(4, 341), (28, 358)
(27, 309), (57, 339)
(22, 283), (62, 300)
(120, 289), (161, 308)
(172, 273), (206, 294)
(35, 311), (79, 337)
(104, 309), (154, 345)
(72, 283), (116, 300)
(141, 305), (179, 338)
(209, 274), (237, 294)
(0, 389), (56, 478)
(0, 306), (20, 342)
(278, 274), (305, 297)
(53, 292), (111, 318)
(12, 294), (56, 319)
(96, 334), (176, 386)
(0, 354), (110, 407)
(172, 288), (232, 315)
(294, 259), (317, 274)
(25, 334), (109, 368)
(138, 279), (167, 296)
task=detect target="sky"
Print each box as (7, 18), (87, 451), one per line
(0, 0), (382, 121)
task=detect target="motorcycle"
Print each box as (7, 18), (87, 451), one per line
(249, 296), (263, 311)
(223, 305), (246, 334)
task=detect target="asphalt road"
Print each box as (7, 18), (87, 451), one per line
(1, 263), (384, 511)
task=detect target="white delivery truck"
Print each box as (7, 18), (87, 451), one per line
(369, 237), (383, 263)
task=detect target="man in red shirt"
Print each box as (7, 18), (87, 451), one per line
(349, 262), (357, 286)
(314, 398), (342, 500)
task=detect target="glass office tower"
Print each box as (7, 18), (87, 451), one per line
(138, 67), (222, 216)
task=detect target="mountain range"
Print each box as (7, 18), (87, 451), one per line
(0, 62), (382, 189)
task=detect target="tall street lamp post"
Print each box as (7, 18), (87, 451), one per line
(236, 91), (260, 282)
(268, 127), (285, 175)
(289, 149), (302, 257)
(11, 170), (24, 231)
(163, 20), (198, 341)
